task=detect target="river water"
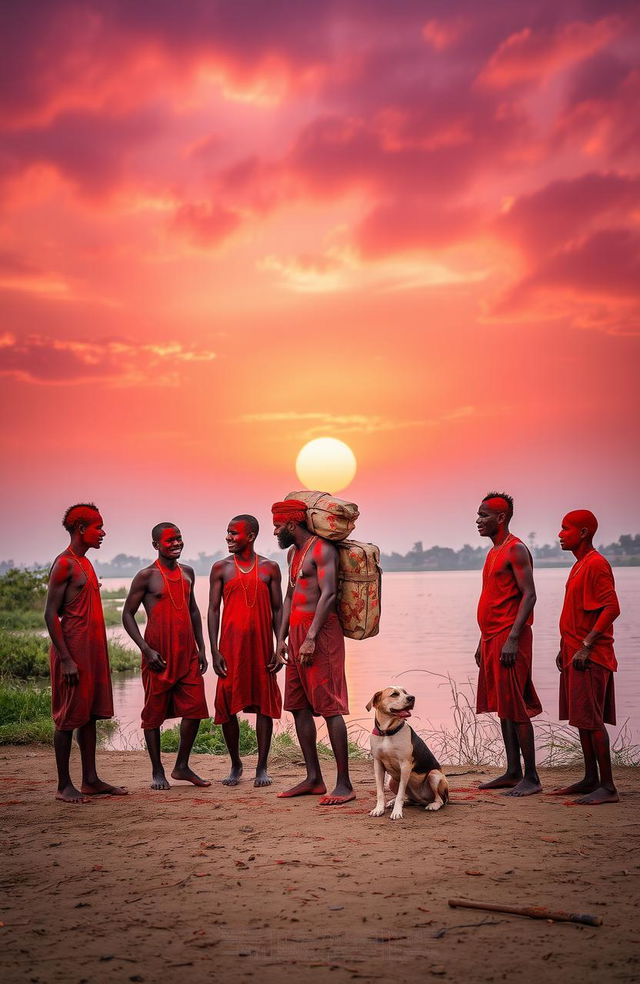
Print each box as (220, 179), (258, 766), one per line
(103, 568), (639, 755)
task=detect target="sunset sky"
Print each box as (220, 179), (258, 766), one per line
(1, 0), (639, 565)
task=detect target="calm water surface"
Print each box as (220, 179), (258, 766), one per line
(104, 568), (639, 751)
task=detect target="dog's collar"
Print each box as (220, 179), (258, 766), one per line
(372, 719), (406, 737)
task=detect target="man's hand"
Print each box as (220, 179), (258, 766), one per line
(198, 650), (208, 675)
(212, 651), (227, 678)
(143, 646), (166, 673)
(474, 644), (481, 668)
(61, 657), (79, 686)
(572, 646), (591, 671)
(500, 635), (519, 667)
(275, 640), (289, 667)
(298, 635), (316, 666)
(556, 650), (563, 672)
(267, 650), (284, 673)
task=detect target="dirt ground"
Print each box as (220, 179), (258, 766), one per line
(1, 747), (638, 984)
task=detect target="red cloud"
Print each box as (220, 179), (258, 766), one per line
(0, 333), (216, 385)
(172, 202), (242, 247)
(478, 16), (621, 88)
(497, 172), (640, 255)
(356, 199), (480, 257)
(523, 228), (640, 298)
(0, 107), (163, 198)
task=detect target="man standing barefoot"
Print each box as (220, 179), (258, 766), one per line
(552, 510), (620, 805)
(208, 515), (283, 787)
(45, 503), (127, 803)
(474, 493), (542, 797)
(272, 499), (354, 806)
(123, 523), (210, 790)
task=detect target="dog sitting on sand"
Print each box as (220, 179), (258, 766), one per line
(367, 687), (449, 820)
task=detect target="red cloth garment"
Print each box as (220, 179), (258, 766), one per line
(141, 566), (208, 729)
(284, 611), (349, 717)
(213, 570), (282, 724)
(50, 555), (114, 731)
(476, 625), (542, 722)
(559, 655), (616, 730)
(477, 535), (534, 640)
(559, 551), (619, 672)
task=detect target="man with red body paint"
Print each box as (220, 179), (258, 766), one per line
(208, 515), (283, 787)
(123, 523), (210, 790)
(552, 510), (620, 804)
(272, 500), (354, 805)
(45, 504), (127, 803)
(474, 492), (543, 796)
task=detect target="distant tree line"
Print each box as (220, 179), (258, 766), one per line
(1, 534), (638, 577)
(380, 534), (640, 571)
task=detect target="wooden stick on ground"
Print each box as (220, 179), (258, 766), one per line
(448, 898), (603, 927)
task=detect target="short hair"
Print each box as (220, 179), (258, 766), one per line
(151, 522), (180, 542)
(231, 514), (259, 537)
(62, 503), (100, 533)
(482, 492), (514, 520)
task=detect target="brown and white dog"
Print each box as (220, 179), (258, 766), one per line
(367, 687), (449, 820)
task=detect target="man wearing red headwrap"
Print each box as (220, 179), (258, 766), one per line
(475, 493), (542, 796)
(552, 510), (620, 804)
(45, 504), (127, 803)
(271, 500), (354, 805)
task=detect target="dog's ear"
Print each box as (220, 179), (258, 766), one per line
(366, 691), (383, 712)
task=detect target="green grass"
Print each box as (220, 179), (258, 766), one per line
(1, 602), (123, 629)
(159, 717), (369, 759)
(105, 640), (139, 672)
(0, 627), (139, 678)
(0, 678), (118, 745)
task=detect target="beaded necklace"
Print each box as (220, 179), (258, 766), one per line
(155, 559), (186, 610)
(234, 554), (259, 608)
(289, 536), (317, 588)
(486, 533), (514, 577)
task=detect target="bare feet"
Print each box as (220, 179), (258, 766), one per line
(171, 766), (211, 787)
(221, 764), (243, 787)
(254, 768), (272, 787)
(575, 785), (619, 805)
(503, 778), (542, 797)
(277, 780), (327, 798)
(81, 779), (128, 796)
(55, 783), (90, 804)
(150, 771), (171, 790)
(479, 772), (522, 790)
(319, 790), (356, 806)
(549, 779), (599, 796)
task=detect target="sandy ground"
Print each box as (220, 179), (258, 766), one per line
(0, 747), (638, 984)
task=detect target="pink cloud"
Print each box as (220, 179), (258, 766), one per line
(0, 107), (163, 198)
(356, 199), (480, 257)
(497, 171), (640, 255)
(0, 333), (216, 385)
(478, 16), (622, 88)
(172, 202), (242, 247)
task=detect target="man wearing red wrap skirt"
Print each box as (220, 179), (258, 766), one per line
(552, 510), (620, 804)
(123, 523), (210, 790)
(272, 500), (354, 805)
(208, 514), (283, 787)
(475, 492), (542, 796)
(45, 503), (127, 803)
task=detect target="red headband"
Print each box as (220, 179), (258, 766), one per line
(271, 500), (308, 525)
